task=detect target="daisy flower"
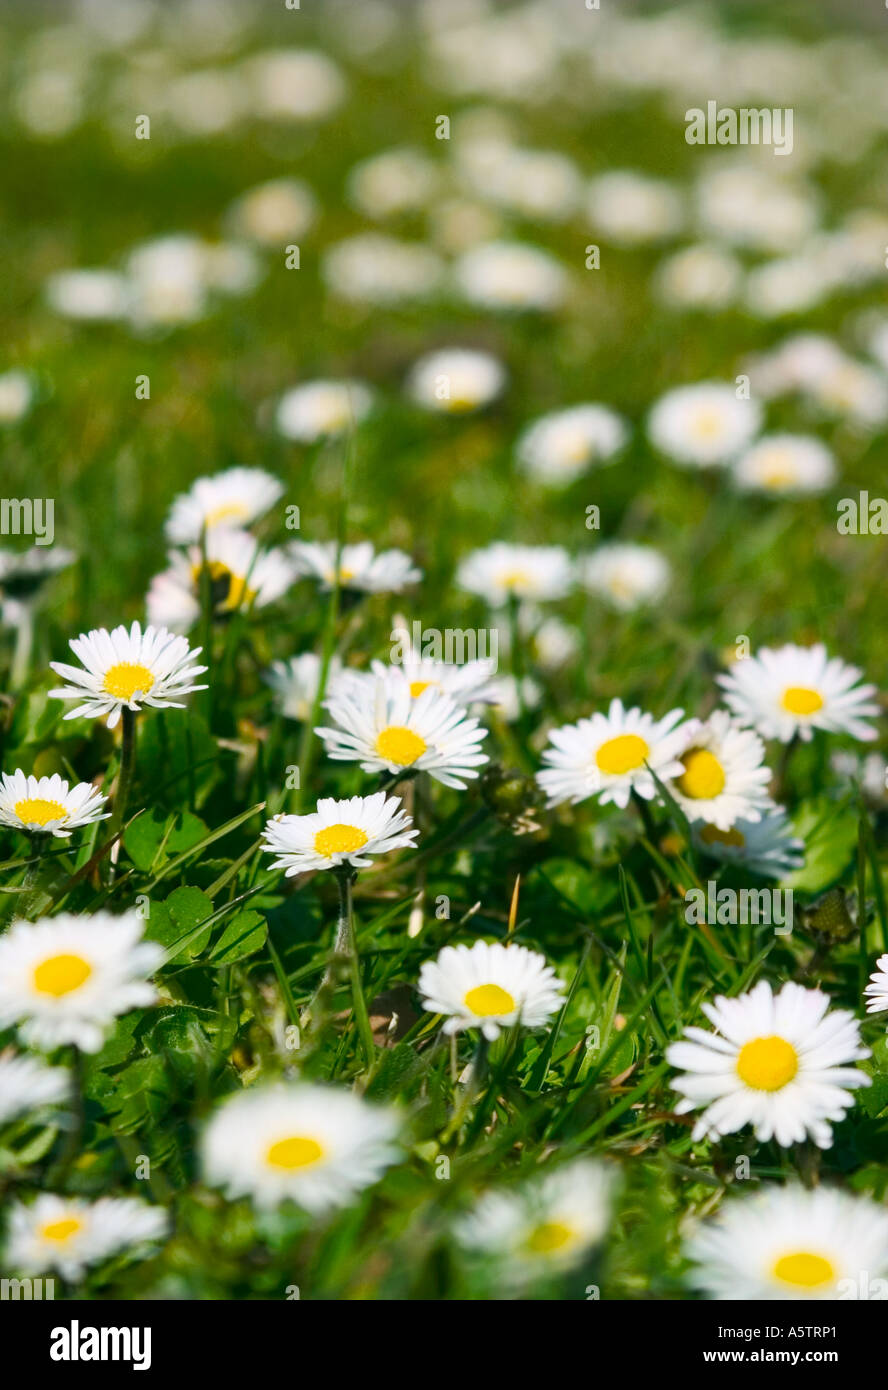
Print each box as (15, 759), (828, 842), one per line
(686, 1185), (888, 1301)
(454, 240), (567, 311)
(265, 653), (342, 722)
(289, 540), (421, 594)
(0, 910), (163, 1053)
(0, 1054), (69, 1126)
(0, 369), (34, 424)
(261, 792), (418, 875)
(406, 347), (506, 414)
(666, 979), (870, 1149)
(164, 467), (284, 544)
(419, 940), (564, 1040)
(0, 770), (109, 838)
(316, 679), (489, 789)
(648, 382), (762, 468)
(369, 653), (500, 707)
(274, 379), (373, 443)
(586, 170), (683, 246)
(864, 954), (888, 1021)
(653, 243), (742, 311)
(4, 1193), (167, 1281)
(0, 545), (75, 606)
(666, 711), (774, 832)
(227, 177), (317, 246)
(323, 232), (444, 305)
(537, 698), (689, 810)
(516, 405), (627, 486)
(717, 643), (879, 744)
(731, 434), (836, 497)
(691, 808), (804, 880)
(201, 1082), (399, 1211)
(45, 268), (130, 322)
(49, 621), (208, 729)
(456, 542), (573, 606)
(577, 542), (671, 612)
(147, 530), (295, 632)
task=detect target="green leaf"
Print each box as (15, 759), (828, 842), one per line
(144, 885), (215, 963)
(785, 797), (858, 894)
(209, 908), (268, 964)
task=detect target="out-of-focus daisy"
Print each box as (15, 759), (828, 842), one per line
(691, 808), (804, 880)
(746, 334), (849, 400)
(586, 170), (683, 246)
(516, 405), (627, 486)
(347, 146), (440, 218)
(732, 434), (836, 497)
(0, 545), (75, 607)
(45, 268), (130, 322)
(648, 382), (762, 468)
(864, 954), (888, 1022)
(666, 712), (774, 832)
(245, 48), (346, 122)
(686, 1186), (888, 1301)
(455, 1159), (615, 1278)
(492, 673), (542, 723)
(0, 910), (162, 1053)
(695, 165), (819, 254)
(456, 542), (572, 606)
(227, 178), (317, 246)
(537, 698), (689, 810)
(578, 542), (671, 612)
(274, 379), (373, 442)
(717, 643), (879, 744)
(418, 940), (564, 1040)
(454, 240), (567, 311)
(459, 143), (582, 223)
(289, 540), (421, 594)
(811, 358), (888, 429)
(317, 679), (489, 789)
(654, 243), (742, 311)
(407, 347), (506, 414)
(50, 621), (207, 729)
(0, 369), (34, 424)
(0, 770), (109, 838)
(4, 1193), (167, 1281)
(201, 1082), (399, 1211)
(667, 979), (870, 1149)
(0, 1054), (68, 1126)
(262, 792), (418, 875)
(265, 653), (342, 722)
(358, 654), (500, 707)
(164, 467), (284, 544)
(323, 232), (444, 305)
(147, 531), (295, 632)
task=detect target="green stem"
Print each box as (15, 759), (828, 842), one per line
(107, 707), (137, 881)
(10, 602), (34, 691)
(339, 867), (375, 1069)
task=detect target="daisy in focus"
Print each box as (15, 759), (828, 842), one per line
(49, 621), (207, 729)
(0, 1054), (68, 1126)
(516, 404), (627, 486)
(647, 382), (761, 468)
(686, 1185), (888, 1301)
(164, 467), (284, 544)
(265, 653), (342, 722)
(418, 940), (565, 1040)
(289, 540), (421, 594)
(731, 434), (836, 497)
(0, 770), (109, 838)
(691, 808), (804, 880)
(316, 679), (488, 789)
(0, 910), (163, 1053)
(201, 1082), (399, 1212)
(261, 792), (418, 875)
(717, 643), (879, 743)
(456, 542), (573, 606)
(666, 979), (870, 1149)
(147, 530), (295, 632)
(666, 711), (774, 832)
(864, 954), (888, 1022)
(4, 1193), (167, 1281)
(537, 698), (689, 809)
(577, 542), (671, 612)
(274, 379), (373, 443)
(407, 347), (506, 414)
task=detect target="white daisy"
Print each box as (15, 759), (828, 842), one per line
(147, 530), (295, 632)
(0, 545), (75, 607)
(201, 1082), (399, 1211)
(265, 653), (342, 722)
(578, 542), (671, 612)
(49, 621), (208, 729)
(648, 382), (762, 469)
(537, 698), (689, 810)
(0, 910), (163, 1053)
(666, 979), (870, 1149)
(227, 178), (317, 246)
(274, 379), (373, 443)
(717, 643), (879, 744)
(0, 369), (34, 424)
(455, 1159), (615, 1277)
(864, 954), (888, 1021)
(368, 654), (500, 707)
(164, 467), (284, 544)
(691, 808), (804, 880)
(695, 165), (818, 254)
(45, 268), (130, 322)
(516, 405), (627, 486)
(347, 146), (440, 219)
(666, 711), (774, 832)
(4, 1193), (167, 1281)
(732, 434), (836, 497)
(492, 673), (542, 723)
(246, 49), (346, 122)
(418, 940), (565, 1040)
(0, 1054), (69, 1126)
(323, 232), (444, 305)
(454, 240), (567, 311)
(456, 543), (573, 606)
(0, 770), (109, 838)
(316, 679), (489, 790)
(406, 347), (506, 414)
(653, 243), (742, 311)
(261, 792), (418, 875)
(586, 170), (683, 246)
(289, 540), (421, 594)
(686, 1185), (888, 1301)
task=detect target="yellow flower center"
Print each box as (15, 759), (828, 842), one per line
(40, 1218), (83, 1244)
(736, 1035), (798, 1091)
(103, 662), (155, 702)
(772, 1252), (836, 1290)
(700, 823), (746, 848)
(676, 748), (726, 800)
(692, 408), (724, 440)
(204, 501), (250, 527)
(14, 797), (68, 828)
(463, 983), (516, 1017)
(409, 680), (436, 697)
(33, 953), (93, 998)
(525, 1220), (575, 1254)
(595, 733), (650, 776)
(499, 569), (530, 591)
(338, 567), (355, 583)
(265, 1136), (325, 1170)
(313, 823), (369, 857)
(757, 451), (795, 489)
(375, 726), (427, 766)
(781, 686), (824, 716)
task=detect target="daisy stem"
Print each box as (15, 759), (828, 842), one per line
(10, 602), (34, 690)
(108, 708), (137, 873)
(632, 789), (659, 846)
(20, 834), (49, 919)
(336, 865), (375, 1069)
(293, 571), (341, 812)
(47, 1046), (84, 1187)
(508, 593), (528, 730)
(775, 732), (799, 801)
